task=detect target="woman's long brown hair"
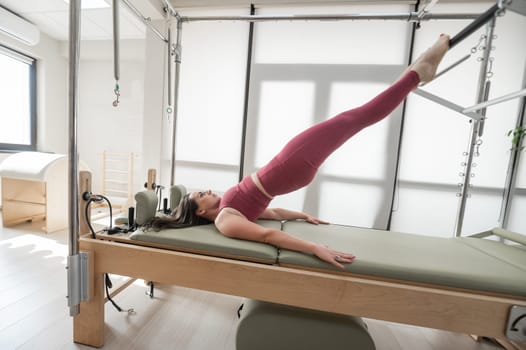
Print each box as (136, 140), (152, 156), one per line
(144, 193), (212, 231)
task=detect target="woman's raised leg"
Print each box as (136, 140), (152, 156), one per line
(256, 35), (450, 196)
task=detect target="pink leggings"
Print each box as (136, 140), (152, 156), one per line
(256, 70), (420, 197)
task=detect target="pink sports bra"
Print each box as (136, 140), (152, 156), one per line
(219, 175), (271, 222)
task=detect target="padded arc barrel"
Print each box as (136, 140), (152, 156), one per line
(236, 299), (376, 350)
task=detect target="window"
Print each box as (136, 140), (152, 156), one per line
(0, 45), (36, 151)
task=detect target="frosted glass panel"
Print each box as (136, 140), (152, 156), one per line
(392, 185), (459, 237)
(268, 188), (308, 214)
(462, 190), (507, 232)
(254, 81), (315, 167)
(170, 8), (249, 194)
(175, 9), (249, 166)
(508, 152), (526, 233)
(246, 3), (410, 227)
(174, 164), (238, 195)
(398, 97), (471, 184)
(500, 10), (526, 234)
(516, 153), (526, 188)
(508, 194), (526, 233)
(255, 4), (409, 64)
(319, 181), (389, 227)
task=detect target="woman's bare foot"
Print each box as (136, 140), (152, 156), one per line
(410, 34), (450, 83)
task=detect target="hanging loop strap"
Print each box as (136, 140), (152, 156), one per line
(113, 82), (120, 107)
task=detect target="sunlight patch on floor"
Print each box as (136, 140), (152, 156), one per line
(0, 234), (68, 263)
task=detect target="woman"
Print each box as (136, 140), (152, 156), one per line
(150, 35), (450, 268)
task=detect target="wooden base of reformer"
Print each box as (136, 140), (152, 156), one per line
(72, 234), (526, 348)
(73, 171), (526, 348)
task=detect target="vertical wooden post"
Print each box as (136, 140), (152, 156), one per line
(74, 171), (105, 347)
(101, 151), (107, 196)
(78, 171), (91, 237)
(127, 152), (134, 207)
(73, 270), (105, 347)
(147, 168), (157, 191)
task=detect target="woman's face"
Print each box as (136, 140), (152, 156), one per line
(189, 190), (220, 213)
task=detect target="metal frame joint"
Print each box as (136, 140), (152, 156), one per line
(67, 252), (90, 315)
(507, 305), (526, 342)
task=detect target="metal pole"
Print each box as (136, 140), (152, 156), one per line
(67, 0), (81, 317)
(112, 0), (120, 107)
(113, 0), (119, 82)
(463, 88), (526, 113)
(238, 4), (256, 182)
(499, 67), (526, 228)
(170, 16), (182, 186)
(121, 0), (168, 42)
(167, 22), (172, 108)
(163, 0), (175, 110)
(180, 12), (480, 23)
(412, 88), (483, 121)
(420, 54), (471, 87)
(163, 0), (178, 17)
(448, 4), (499, 48)
(455, 17), (496, 237)
(386, 0), (420, 231)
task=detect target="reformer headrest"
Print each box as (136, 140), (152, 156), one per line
(170, 184), (187, 210)
(134, 190), (158, 225)
(133, 184), (187, 226)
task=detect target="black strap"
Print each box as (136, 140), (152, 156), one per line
(237, 303), (244, 318)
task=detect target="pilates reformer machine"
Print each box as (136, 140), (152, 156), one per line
(65, 1), (526, 348)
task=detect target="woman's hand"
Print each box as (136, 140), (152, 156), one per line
(304, 214), (329, 225)
(313, 244), (355, 269)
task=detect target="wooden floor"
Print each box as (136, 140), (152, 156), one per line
(0, 217), (506, 350)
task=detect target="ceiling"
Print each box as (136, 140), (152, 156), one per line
(0, 0), (425, 42)
(0, 0), (491, 42)
(0, 0), (164, 41)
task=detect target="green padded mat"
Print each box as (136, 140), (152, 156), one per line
(279, 222), (526, 297)
(460, 236), (526, 272)
(130, 220), (280, 264)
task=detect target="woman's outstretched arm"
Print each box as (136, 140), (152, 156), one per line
(259, 208), (328, 224)
(215, 209), (354, 268)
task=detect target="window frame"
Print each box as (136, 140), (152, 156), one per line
(0, 44), (37, 152)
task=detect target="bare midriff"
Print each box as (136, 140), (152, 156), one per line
(251, 173), (273, 200)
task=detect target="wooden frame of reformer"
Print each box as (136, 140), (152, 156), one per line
(67, 1), (526, 348)
(72, 170), (526, 348)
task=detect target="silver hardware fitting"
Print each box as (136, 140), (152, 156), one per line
(507, 305), (526, 342)
(67, 252), (90, 310)
(122, 308), (136, 315)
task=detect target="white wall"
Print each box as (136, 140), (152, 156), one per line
(75, 39), (152, 195)
(0, 30), (68, 154)
(141, 23), (167, 189)
(0, 25), (164, 207)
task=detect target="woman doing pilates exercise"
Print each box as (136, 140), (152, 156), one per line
(149, 35), (450, 268)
